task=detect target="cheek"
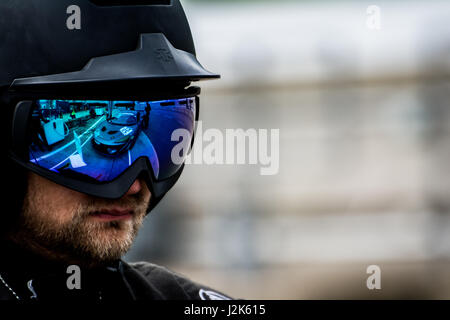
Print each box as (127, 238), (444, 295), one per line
(34, 183), (86, 224)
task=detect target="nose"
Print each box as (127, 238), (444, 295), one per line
(124, 178), (144, 196)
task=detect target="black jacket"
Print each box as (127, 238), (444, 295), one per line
(0, 242), (232, 301)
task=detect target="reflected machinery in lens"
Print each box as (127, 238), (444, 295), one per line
(92, 102), (143, 156)
(28, 98), (196, 182)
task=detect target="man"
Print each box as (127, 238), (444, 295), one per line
(1, 0), (231, 300)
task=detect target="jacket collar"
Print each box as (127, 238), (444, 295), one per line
(0, 240), (131, 300)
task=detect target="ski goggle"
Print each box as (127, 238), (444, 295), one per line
(9, 96), (198, 198)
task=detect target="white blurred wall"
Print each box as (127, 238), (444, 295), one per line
(185, 0), (450, 88)
(126, 0), (450, 299)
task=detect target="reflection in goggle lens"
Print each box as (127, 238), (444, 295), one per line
(28, 98), (196, 182)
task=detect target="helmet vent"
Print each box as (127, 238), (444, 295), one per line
(89, 0), (170, 6)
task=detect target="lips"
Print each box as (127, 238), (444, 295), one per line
(90, 208), (134, 221)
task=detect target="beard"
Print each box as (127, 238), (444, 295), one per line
(15, 188), (149, 266)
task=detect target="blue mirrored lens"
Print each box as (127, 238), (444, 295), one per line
(28, 98), (196, 181)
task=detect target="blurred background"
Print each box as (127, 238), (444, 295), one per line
(125, 0), (450, 299)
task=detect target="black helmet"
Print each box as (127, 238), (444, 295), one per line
(1, 0), (219, 228)
(0, 0), (218, 89)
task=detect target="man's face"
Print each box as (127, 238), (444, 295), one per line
(14, 172), (151, 266)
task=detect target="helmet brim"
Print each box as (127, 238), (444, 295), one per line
(10, 33), (220, 90)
